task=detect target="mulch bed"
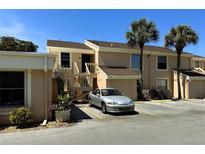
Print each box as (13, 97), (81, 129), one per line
(0, 121), (76, 134)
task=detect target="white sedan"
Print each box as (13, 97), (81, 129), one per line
(88, 88), (135, 113)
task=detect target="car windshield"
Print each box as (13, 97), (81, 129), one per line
(101, 89), (122, 96)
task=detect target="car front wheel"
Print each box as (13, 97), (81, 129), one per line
(101, 102), (107, 114)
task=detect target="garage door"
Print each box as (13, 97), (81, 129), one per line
(107, 79), (137, 100)
(189, 80), (205, 99)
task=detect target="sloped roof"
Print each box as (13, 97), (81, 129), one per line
(87, 40), (172, 52)
(47, 40), (91, 50)
(100, 66), (139, 76)
(177, 69), (205, 77)
(87, 40), (192, 54)
(193, 54), (205, 59)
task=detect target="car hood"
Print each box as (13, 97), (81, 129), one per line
(102, 95), (132, 105)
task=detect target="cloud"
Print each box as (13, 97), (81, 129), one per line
(0, 21), (25, 36)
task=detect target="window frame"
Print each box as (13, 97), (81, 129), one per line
(156, 78), (169, 90)
(60, 52), (72, 69)
(130, 53), (141, 70)
(0, 71), (26, 108)
(156, 55), (168, 71)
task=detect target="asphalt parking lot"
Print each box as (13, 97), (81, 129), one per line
(1, 99), (205, 144)
(73, 99), (205, 121)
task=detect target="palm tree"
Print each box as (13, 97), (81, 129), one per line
(126, 18), (159, 99)
(164, 25), (198, 99)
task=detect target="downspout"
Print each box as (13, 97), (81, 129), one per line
(42, 56), (48, 126)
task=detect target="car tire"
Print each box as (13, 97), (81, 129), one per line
(101, 102), (107, 114)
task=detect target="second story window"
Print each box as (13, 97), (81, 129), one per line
(157, 56), (167, 70)
(131, 54), (140, 70)
(195, 61), (200, 68)
(61, 52), (70, 68)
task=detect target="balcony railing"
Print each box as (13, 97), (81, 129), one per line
(85, 63), (98, 74)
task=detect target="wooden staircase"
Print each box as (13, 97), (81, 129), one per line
(67, 62), (98, 102)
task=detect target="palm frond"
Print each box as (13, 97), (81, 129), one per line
(126, 18), (159, 47)
(164, 25), (199, 52)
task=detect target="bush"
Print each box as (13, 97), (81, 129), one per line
(159, 89), (171, 99)
(148, 89), (161, 100)
(141, 89), (172, 100)
(49, 94), (72, 111)
(9, 107), (33, 127)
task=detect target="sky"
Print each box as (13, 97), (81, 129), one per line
(0, 9), (205, 56)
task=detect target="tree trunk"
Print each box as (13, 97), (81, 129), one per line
(177, 53), (182, 99)
(139, 46), (144, 99)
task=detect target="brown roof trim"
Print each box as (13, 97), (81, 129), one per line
(47, 40), (91, 50)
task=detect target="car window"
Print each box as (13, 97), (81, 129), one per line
(101, 89), (122, 96)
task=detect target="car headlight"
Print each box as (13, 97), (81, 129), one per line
(129, 101), (134, 104)
(107, 102), (118, 105)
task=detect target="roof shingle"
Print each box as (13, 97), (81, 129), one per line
(47, 40), (91, 49)
(87, 40), (174, 52)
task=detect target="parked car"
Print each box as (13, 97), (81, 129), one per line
(88, 88), (135, 113)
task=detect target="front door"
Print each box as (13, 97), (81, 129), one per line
(82, 54), (91, 72)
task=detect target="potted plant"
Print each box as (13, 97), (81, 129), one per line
(49, 95), (72, 123)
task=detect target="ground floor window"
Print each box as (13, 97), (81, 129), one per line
(156, 79), (168, 90)
(0, 71), (24, 107)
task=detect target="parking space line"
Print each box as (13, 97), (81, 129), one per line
(136, 109), (159, 117)
(83, 107), (104, 120)
(145, 102), (181, 109)
(182, 101), (205, 107)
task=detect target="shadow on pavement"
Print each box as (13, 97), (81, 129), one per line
(70, 105), (93, 122)
(91, 106), (139, 116)
(109, 111), (139, 116)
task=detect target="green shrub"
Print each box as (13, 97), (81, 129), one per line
(9, 107), (33, 127)
(49, 94), (72, 111)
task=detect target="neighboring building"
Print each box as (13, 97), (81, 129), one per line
(0, 51), (56, 125)
(47, 39), (205, 100)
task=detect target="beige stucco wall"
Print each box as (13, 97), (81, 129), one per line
(173, 71), (189, 99)
(97, 69), (107, 89)
(189, 80), (205, 99)
(31, 70), (52, 123)
(107, 79), (137, 100)
(98, 51), (191, 97)
(144, 55), (190, 93)
(99, 52), (130, 67)
(48, 47), (94, 73)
